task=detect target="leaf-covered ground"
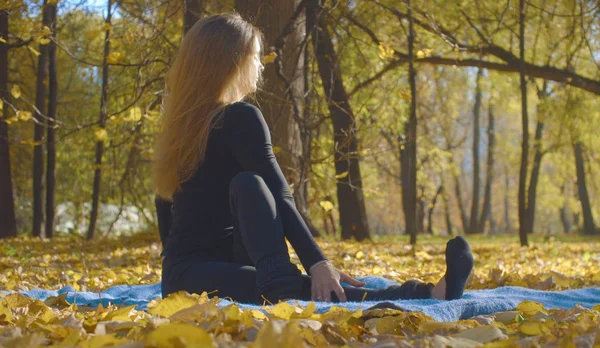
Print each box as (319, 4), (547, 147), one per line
(1, 233), (599, 347)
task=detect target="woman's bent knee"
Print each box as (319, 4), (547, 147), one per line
(229, 171), (264, 195)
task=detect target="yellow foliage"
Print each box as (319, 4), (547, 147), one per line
(10, 84), (20, 99)
(0, 235), (598, 346)
(262, 51), (277, 64)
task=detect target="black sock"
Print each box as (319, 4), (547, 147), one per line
(444, 236), (474, 300)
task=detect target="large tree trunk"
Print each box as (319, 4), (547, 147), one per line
(45, 2), (58, 238)
(454, 172), (469, 233)
(468, 68), (483, 234)
(478, 102), (495, 233)
(32, 0), (51, 237)
(0, 9), (17, 239)
(235, 0), (314, 229)
(573, 142), (597, 235)
(307, 0), (370, 240)
(517, 0), (529, 246)
(183, 0), (203, 35)
(87, 0), (112, 240)
(402, 0), (418, 244)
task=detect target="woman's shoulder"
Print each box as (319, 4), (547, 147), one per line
(225, 101), (261, 116)
(222, 101), (266, 127)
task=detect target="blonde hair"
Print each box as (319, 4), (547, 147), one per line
(153, 13), (263, 200)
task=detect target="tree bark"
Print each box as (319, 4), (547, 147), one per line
(402, 0), (418, 244)
(478, 102), (495, 234)
(442, 185), (454, 236)
(517, 0), (529, 246)
(559, 184), (572, 234)
(307, 0), (370, 240)
(0, 9), (17, 239)
(236, 0), (316, 235)
(87, 0), (112, 240)
(183, 0), (203, 35)
(45, 2), (58, 238)
(32, 0), (51, 237)
(454, 172), (469, 233)
(573, 142), (597, 235)
(427, 185), (442, 234)
(468, 68), (483, 234)
(504, 169), (512, 233)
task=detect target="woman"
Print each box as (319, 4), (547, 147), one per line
(153, 13), (474, 304)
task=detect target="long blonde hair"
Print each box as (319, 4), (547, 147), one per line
(153, 13), (262, 200)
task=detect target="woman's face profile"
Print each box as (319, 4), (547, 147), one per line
(250, 36), (264, 91)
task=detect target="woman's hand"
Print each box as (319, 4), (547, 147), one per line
(309, 261), (366, 302)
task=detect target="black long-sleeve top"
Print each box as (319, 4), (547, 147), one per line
(162, 102), (326, 272)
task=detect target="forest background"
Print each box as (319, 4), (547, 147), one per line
(2, 0), (599, 245)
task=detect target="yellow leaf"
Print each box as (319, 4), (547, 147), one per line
(106, 52), (122, 65)
(36, 37), (50, 45)
(0, 37), (6, 43)
(267, 302), (296, 320)
(17, 111), (32, 121)
(335, 171), (348, 179)
(79, 334), (128, 348)
(272, 145), (281, 154)
(482, 338), (519, 348)
(145, 322), (212, 347)
(378, 43), (395, 60)
(519, 321), (551, 336)
(516, 301), (546, 317)
(101, 23), (113, 31)
(103, 304), (136, 322)
(127, 107), (142, 122)
(11, 85), (21, 99)
(292, 301), (316, 319)
(148, 291), (206, 318)
(94, 127), (108, 142)
(319, 201), (334, 212)
(375, 316), (404, 335)
(0, 98), (3, 110)
(416, 50), (425, 59)
(28, 46), (40, 56)
(262, 51), (277, 64)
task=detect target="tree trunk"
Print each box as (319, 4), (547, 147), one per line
(87, 0), (112, 240)
(401, 0), (418, 245)
(416, 196), (425, 234)
(32, 0), (51, 237)
(235, 0), (312, 227)
(45, 2), (58, 238)
(443, 185), (454, 236)
(454, 172), (469, 233)
(307, 0), (369, 240)
(427, 185), (442, 234)
(525, 120), (545, 235)
(573, 142), (597, 235)
(0, 9), (17, 239)
(517, 0), (529, 246)
(504, 169), (512, 233)
(468, 68), (483, 234)
(183, 0), (203, 35)
(478, 102), (495, 233)
(559, 185), (572, 234)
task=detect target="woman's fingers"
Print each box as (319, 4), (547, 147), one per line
(340, 272), (366, 287)
(333, 283), (347, 302)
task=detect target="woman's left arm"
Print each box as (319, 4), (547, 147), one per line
(222, 103), (327, 271)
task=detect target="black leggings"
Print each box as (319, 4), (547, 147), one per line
(161, 171), (434, 304)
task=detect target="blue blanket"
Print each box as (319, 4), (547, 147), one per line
(11, 276), (600, 322)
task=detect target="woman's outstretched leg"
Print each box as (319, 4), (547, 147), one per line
(228, 171), (305, 303)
